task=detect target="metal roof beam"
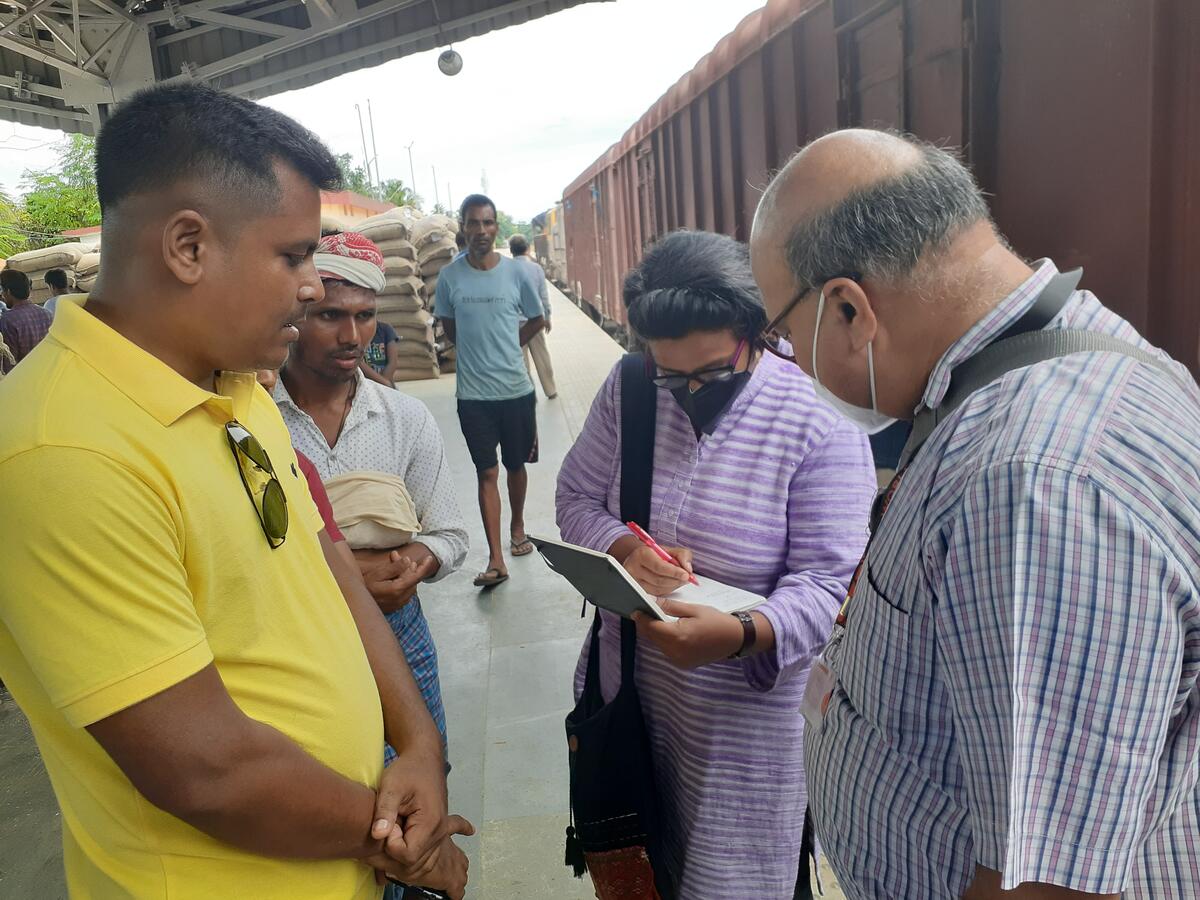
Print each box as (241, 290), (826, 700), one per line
(140, 0), (259, 25)
(82, 0), (136, 23)
(152, 0), (296, 46)
(188, 0), (424, 81)
(0, 93), (87, 118)
(104, 17), (135, 75)
(229, 0), (547, 96)
(82, 20), (122, 67)
(0, 72), (64, 97)
(1, 0), (61, 36)
(0, 31), (108, 83)
(179, 7), (303, 37)
(35, 13), (81, 59)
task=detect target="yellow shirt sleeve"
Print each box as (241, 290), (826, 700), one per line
(0, 446), (213, 727)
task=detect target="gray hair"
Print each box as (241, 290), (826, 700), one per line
(785, 139), (990, 292)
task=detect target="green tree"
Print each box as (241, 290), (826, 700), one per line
(334, 152), (374, 197)
(336, 154), (422, 210)
(19, 134), (100, 249)
(0, 190), (25, 258)
(379, 178), (421, 210)
(492, 209), (532, 247)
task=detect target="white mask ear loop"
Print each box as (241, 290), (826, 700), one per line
(811, 291), (826, 384)
(866, 342), (878, 413)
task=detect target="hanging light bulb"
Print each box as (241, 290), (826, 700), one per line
(438, 48), (463, 76)
(430, 1), (462, 76)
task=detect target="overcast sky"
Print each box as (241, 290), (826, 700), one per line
(0, 0), (767, 221)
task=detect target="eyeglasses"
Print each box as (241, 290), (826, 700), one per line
(760, 272), (862, 364)
(647, 339), (748, 390)
(225, 420), (288, 549)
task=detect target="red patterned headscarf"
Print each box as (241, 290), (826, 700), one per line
(314, 231), (386, 293)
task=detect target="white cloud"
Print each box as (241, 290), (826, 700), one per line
(0, 0), (767, 221)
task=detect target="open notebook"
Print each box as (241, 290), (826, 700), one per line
(530, 534), (764, 622)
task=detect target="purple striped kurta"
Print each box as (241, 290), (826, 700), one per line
(556, 351), (876, 899)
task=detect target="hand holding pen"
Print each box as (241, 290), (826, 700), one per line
(622, 522), (699, 596)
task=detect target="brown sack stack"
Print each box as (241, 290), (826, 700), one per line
(412, 213), (461, 376)
(365, 209), (440, 381)
(6, 243), (88, 304)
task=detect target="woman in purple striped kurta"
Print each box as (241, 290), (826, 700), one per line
(556, 231), (876, 899)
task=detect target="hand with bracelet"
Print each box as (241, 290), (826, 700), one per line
(632, 599), (774, 668)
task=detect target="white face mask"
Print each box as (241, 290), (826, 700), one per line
(810, 290), (897, 435)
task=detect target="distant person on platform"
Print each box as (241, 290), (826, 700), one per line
(0, 83), (471, 898)
(435, 194), (545, 588)
(509, 234), (557, 399)
(43, 268), (72, 317)
(363, 316), (401, 386)
(453, 229), (467, 262)
(0, 268), (50, 373)
(275, 229), (468, 761)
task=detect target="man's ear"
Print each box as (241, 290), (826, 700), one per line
(828, 277), (877, 352)
(161, 209), (211, 286)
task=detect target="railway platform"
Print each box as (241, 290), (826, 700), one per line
(0, 283), (842, 899)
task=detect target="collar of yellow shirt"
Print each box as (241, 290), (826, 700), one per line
(52, 294), (259, 426)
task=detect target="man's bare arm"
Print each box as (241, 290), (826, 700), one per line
(87, 664), (380, 861)
(439, 318), (455, 345)
(519, 315), (545, 347)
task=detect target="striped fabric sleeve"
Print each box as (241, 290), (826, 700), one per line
(742, 417), (875, 691)
(936, 459), (1189, 894)
(556, 361), (629, 554)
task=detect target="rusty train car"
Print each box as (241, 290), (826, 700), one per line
(560, 0), (1200, 369)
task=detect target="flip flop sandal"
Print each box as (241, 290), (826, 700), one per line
(473, 567), (509, 587)
(511, 537), (535, 557)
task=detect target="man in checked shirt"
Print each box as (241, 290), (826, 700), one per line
(751, 129), (1200, 899)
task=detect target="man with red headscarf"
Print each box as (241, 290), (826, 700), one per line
(274, 232), (468, 769)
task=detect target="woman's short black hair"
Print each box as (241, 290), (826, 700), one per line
(623, 230), (766, 343)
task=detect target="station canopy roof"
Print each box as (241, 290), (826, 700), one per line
(0, 0), (608, 133)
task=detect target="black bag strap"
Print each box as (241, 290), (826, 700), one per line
(620, 352), (657, 528)
(899, 269), (1181, 469)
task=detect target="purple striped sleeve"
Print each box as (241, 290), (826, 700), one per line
(743, 416), (875, 691)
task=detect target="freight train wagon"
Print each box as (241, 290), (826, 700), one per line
(561, 0), (1199, 372)
(531, 203), (568, 287)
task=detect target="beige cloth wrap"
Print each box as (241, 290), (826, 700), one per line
(323, 471), (422, 550)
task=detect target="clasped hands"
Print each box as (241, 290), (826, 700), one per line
(356, 546), (439, 615)
(622, 545), (745, 668)
(363, 741), (474, 899)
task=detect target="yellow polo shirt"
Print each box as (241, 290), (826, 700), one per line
(0, 297), (384, 899)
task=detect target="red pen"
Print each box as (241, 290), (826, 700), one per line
(625, 521), (699, 586)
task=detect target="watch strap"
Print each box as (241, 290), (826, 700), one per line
(730, 611), (756, 658)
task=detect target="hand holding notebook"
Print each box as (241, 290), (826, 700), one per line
(530, 535), (763, 621)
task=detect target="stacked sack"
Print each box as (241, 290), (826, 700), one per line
(6, 243), (87, 304)
(357, 208), (439, 381)
(411, 214), (460, 375)
(76, 252), (101, 293)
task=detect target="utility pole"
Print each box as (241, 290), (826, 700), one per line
(367, 98), (382, 198)
(354, 103), (373, 195)
(446, 183), (452, 214)
(405, 141), (417, 205)
(432, 165), (440, 208)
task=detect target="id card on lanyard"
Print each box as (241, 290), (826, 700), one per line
(802, 467), (906, 729)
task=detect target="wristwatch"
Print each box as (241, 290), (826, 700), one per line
(729, 611), (756, 658)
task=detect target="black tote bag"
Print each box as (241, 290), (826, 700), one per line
(563, 352), (673, 900)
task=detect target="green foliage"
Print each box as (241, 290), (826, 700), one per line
(493, 209), (533, 248)
(336, 153), (422, 210)
(0, 190), (25, 258)
(379, 178), (421, 210)
(431, 202), (450, 216)
(19, 134), (100, 250)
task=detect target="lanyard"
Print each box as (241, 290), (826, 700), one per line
(834, 269), (1083, 631)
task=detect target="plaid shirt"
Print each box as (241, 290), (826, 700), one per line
(0, 303), (51, 372)
(806, 261), (1200, 898)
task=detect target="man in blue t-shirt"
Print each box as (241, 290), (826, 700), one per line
(435, 194), (545, 588)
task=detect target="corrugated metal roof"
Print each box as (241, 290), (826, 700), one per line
(0, 0), (608, 134)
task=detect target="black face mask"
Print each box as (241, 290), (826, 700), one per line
(671, 371), (751, 437)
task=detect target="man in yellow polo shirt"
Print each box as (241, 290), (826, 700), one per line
(0, 84), (471, 898)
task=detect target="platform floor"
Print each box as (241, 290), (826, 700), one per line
(0, 284), (842, 899)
